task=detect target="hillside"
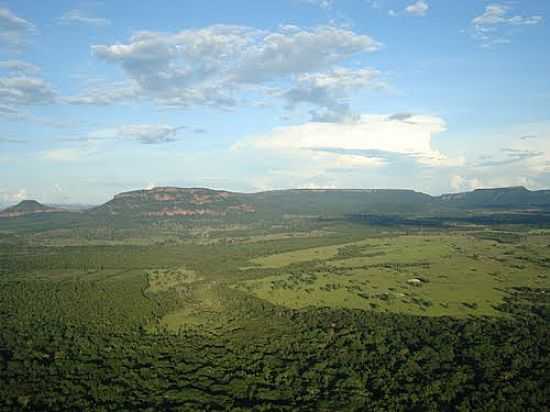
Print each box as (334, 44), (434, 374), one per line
(438, 186), (550, 209)
(90, 187), (256, 218)
(92, 186), (550, 220)
(251, 189), (438, 217)
(3, 186), (550, 223)
(89, 187), (442, 220)
(0, 200), (65, 218)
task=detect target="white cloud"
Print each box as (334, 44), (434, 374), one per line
(0, 188), (28, 204)
(229, 118), (550, 192)
(237, 114), (448, 159)
(0, 103), (20, 118)
(472, 4), (543, 47)
(405, 1), (429, 16)
(473, 4), (542, 27)
(298, 0), (334, 9)
(389, 1), (428, 17)
(234, 26), (381, 83)
(450, 175), (482, 192)
(58, 124), (186, 145)
(0, 60), (40, 75)
(282, 67), (384, 121)
(63, 82), (140, 105)
(116, 124), (183, 144)
(233, 113), (459, 188)
(0, 7), (35, 49)
(453, 122), (550, 191)
(0, 76), (57, 106)
(58, 9), (110, 26)
(87, 25), (381, 109)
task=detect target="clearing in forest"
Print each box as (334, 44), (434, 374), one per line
(235, 233), (550, 318)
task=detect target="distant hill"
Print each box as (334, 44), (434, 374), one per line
(438, 186), (550, 209)
(251, 189), (438, 217)
(0, 200), (66, 218)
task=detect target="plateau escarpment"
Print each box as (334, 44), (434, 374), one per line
(90, 187), (256, 217)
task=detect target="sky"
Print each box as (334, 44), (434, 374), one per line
(0, 0), (549, 205)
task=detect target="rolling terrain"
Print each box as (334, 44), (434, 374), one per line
(0, 186), (549, 410)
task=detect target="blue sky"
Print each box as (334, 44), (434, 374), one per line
(0, 0), (549, 204)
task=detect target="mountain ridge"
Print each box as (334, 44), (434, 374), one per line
(3, 186), (550, 220)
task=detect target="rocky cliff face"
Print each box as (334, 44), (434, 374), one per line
(91, 187), (256, 217)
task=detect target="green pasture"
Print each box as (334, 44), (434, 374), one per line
(235, 233), (550, 317)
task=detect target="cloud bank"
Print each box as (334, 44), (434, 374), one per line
(65, 25), (382, 113)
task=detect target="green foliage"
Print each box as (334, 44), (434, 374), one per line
(1, 209), (549, 410)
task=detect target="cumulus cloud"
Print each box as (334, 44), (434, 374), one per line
(86, 25), (381, 109)
(389, 1), (429, 17)
(234, 113), (457, 173)
(58, 9), (110, 26)
(282, 67), (383, 121)
(405, 1), (429, 16)
(229, 114), (461, 192)
(229, 117), (550, 192)
(233, 26), (381, 83)
(472, 4), (543, 47)
(0, 7), (35, 49)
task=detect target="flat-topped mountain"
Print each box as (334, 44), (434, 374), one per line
(91, 187), (255, 217)
(90, 186), (444, 219)
(438, 186), (550, 209)
(0, 200), (65, 218)
(251, 188), (437, 216)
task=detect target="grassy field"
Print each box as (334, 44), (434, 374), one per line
(234, 232), (550, 317)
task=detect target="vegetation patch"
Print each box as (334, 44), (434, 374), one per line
(146, 267), (201, 293)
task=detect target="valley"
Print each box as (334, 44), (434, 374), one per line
(0, 186), (549, 410)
